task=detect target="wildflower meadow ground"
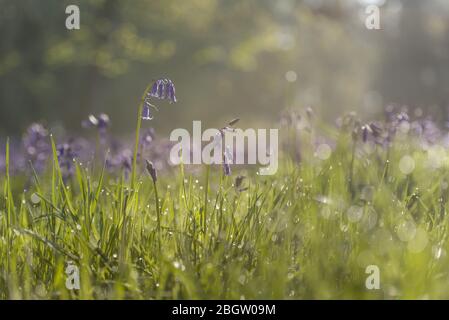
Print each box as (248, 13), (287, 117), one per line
(1, 81), (449, 299)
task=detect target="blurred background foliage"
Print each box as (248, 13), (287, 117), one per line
(1, 0), (449, 136)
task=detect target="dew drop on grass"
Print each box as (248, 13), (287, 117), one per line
(433, 246), (445, 259)
(407, 227), (428, 253)
(285, 70), (297, 82)
(399, 155), (415, 175)
(347, 205), (363, 223)
(315, 144), (332, 160)
(397, 220), (417, 242)
(31, 193), (41, 204)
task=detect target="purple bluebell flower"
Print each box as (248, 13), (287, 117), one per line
(118, 149), (133, 172)
(82, 113), (110, 131)
(23, 123), (50, 171)
(57, 142), (76, 179)
(142, 78), (177, 120)
(142, 101), (154, 120)
(147, 78), (177, 103)
(369, 122), (383, 138)
(361, 125), (371, 143)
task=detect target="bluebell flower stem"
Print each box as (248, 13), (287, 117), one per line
(131, 103), (142, 189)
(153, 179), (161, 253)
(131, 84), (153, 189)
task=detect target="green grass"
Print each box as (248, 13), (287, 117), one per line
(1, 120), (449, 300)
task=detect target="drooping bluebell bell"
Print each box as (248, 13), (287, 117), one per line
(142, 78), (177, 120)
(148, 78), (177, 103)
(141, 100), (155, 121)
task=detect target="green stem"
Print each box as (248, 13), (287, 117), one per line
(203, 164), (210, 234)
(131, 103), (142, 190)
(153, 180), (161, 252)
(131, 83), (153, 189)
(349, 139), (356, 198)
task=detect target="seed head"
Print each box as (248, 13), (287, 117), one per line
(146, 159), (157, 183)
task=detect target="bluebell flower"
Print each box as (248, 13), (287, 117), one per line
(82, 113), (110, 132)
(361, 125), (371, 143)
(142, 79), (177, 120)
(23, 123), (50, 171)
(57, 142), (77, 179)
(142, 101), (155, 120)
(148, 78), (177, 104)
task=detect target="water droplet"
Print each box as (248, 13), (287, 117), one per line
(347, 205), (363, 223)
(315, 144), (332, 160)
(399, 155), (415, 175)
(285, 70), (297, 82)
(397, 220), (416, 242)
(408, 227), (428, 253)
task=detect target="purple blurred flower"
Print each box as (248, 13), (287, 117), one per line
(106, 148), (132, 175)
(82, 113), (110, 132)
(57, 142), (76, 179)
(361, 125), (371, 143)
(141, 128), (155, 148)
(23, 123), (50, 171)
